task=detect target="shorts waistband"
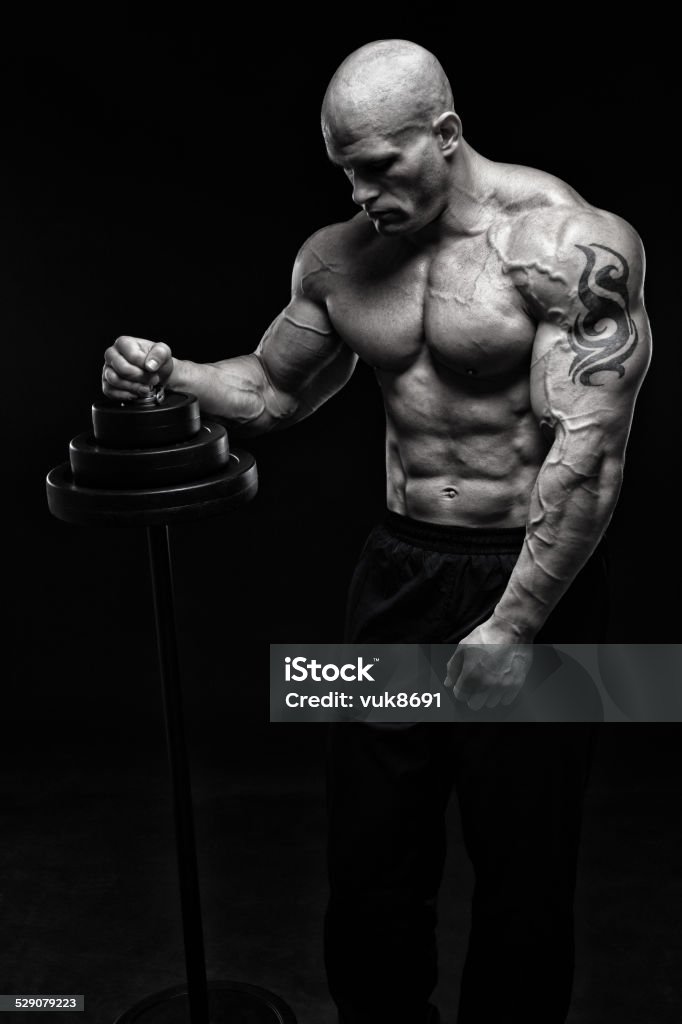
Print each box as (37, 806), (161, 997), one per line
(383, 510), (527, 554)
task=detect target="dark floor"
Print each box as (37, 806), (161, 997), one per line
(1, 722), (681, 1024)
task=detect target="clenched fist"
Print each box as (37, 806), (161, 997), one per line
(102, 336), (174, 401)
(444, 621), (534, 710)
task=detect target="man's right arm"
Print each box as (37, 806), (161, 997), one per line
(102, 232), (358, 436)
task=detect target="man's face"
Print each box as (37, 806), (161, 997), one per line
(325, 125), (449, 236)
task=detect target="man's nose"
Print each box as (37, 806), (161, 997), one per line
(351, 175), (380, 207)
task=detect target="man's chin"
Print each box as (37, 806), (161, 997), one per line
(372, 215), (410, 236)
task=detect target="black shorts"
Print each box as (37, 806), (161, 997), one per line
(343, 510), (610, 645)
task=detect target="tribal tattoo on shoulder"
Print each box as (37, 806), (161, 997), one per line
(570, 243), (638, 386)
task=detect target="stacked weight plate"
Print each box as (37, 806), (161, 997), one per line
(46, 390), (258, 526)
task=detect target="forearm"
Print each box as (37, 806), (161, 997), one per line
(169, 353), (299, 436)
(491, 448), (623, 640)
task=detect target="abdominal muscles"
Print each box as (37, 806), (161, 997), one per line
(381, 351), (550, 528)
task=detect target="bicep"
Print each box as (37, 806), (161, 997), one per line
(530, 229), (652, 463)
(254, 239), (356, 398)
(255, 293), (358, 405)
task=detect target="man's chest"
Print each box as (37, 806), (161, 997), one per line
(325, 238), (537, 377)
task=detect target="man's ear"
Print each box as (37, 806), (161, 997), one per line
(433, 111), (461, 156)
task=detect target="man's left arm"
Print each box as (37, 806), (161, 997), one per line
(447, 211), (652, 708)
(491, 213), (652, 640)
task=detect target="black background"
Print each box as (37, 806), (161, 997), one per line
(3, 8), (680, 1022)
(8, 12), (677, 742)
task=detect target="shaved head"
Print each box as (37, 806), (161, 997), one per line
(322, 39), (454, 145)
(321, 41), (463, 237)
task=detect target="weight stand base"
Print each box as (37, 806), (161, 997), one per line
(48, 441), (294, 1023)
(112, 980), (297, 1023)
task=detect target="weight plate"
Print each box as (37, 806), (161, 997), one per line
(70, 420), (229, 488)
(46, 450), (258, 526)
(92, 390), (201, 448)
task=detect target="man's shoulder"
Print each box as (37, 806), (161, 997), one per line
(485, 164), (647, 333)
(291, 215), (375, 300)
(295, 215), (373, 266)
(490, 164), (643, 268)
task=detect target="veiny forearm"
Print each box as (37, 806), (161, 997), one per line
(491, 445), (624, 640)
(169, 354), (299, 436)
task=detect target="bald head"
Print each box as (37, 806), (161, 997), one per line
(322, 39), (454, 146)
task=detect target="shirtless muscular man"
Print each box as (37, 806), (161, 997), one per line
(102, 40), (651, 1024)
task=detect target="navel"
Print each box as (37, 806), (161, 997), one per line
(441, 487), (459, 499)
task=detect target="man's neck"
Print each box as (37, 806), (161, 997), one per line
(409, 143), (498, 247)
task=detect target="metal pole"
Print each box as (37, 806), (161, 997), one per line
(146, 524), (209, 1024)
